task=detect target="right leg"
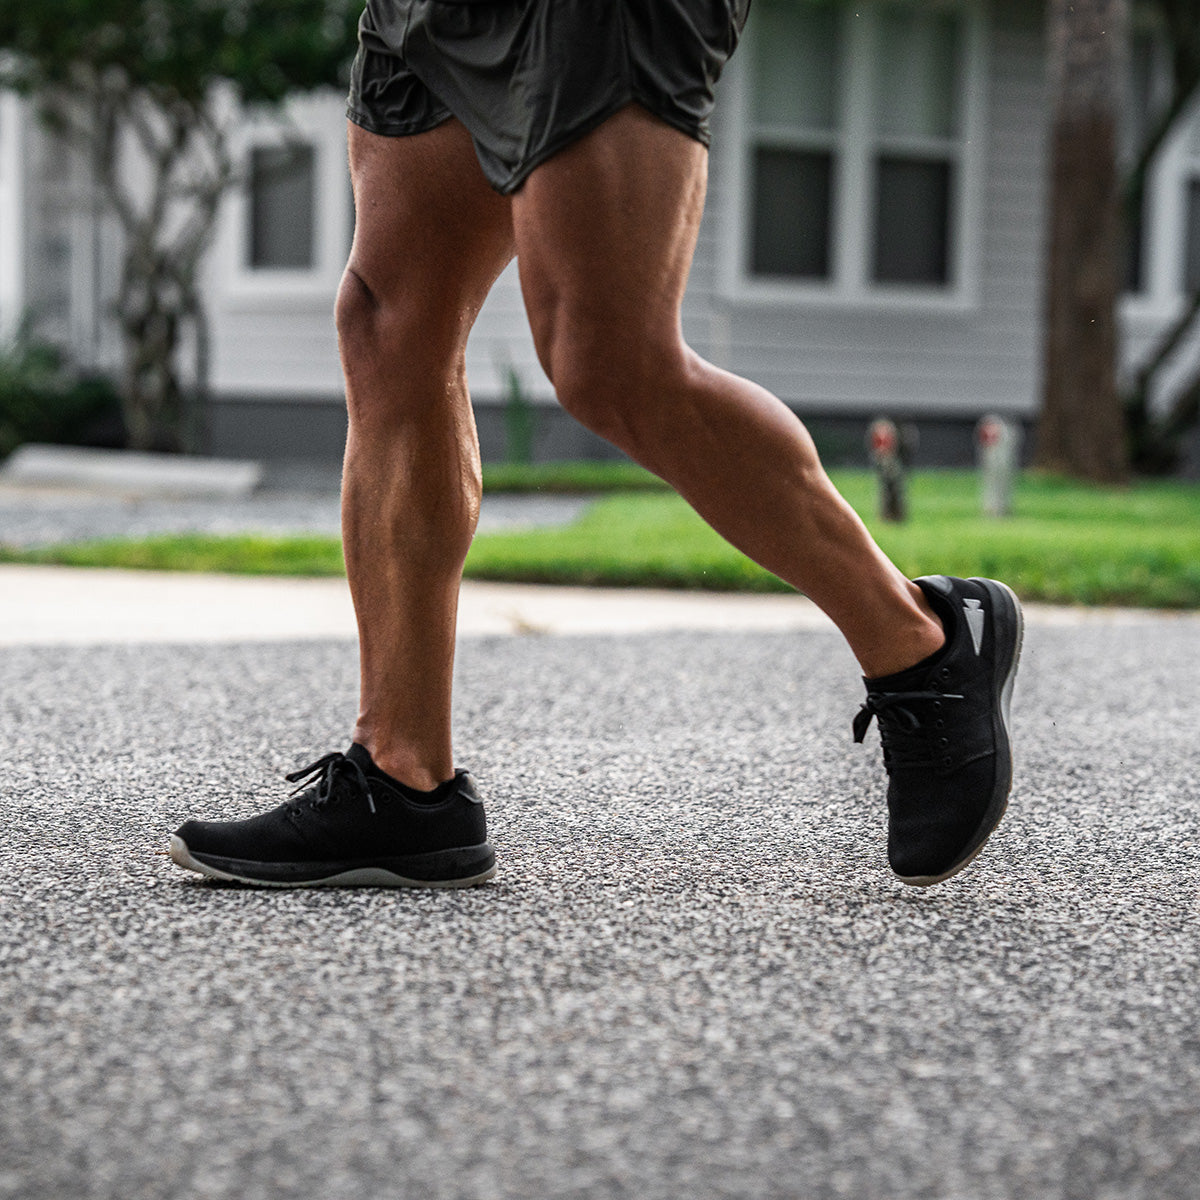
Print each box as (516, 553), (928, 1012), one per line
(338, 120), (514, 789)
(168, 120), (512, 888)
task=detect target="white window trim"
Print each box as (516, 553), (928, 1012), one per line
(0, 91), (25, 338)
(216, 92), (350, 309)
(1123, 85), (1200, 326)
(717, 0), (988, 313)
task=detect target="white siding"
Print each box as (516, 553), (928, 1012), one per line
(204, 92), (555, 406)
(463, 259), (554, 404)
(23, 0), (1200, 452)
(207, 92), (350, 402)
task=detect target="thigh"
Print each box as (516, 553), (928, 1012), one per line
(347, 119), (515, 335)
(511, 105), (708, 371)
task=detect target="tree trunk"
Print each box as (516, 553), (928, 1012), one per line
(1036, 0), (1130, 484)
(119, 276), (186, 452)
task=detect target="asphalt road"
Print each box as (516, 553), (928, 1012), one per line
(2, 616), (1199, 1199)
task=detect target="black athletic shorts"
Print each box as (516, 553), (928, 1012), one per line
(347, 0), (752, 194)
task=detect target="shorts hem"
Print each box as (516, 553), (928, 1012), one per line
(346, 105), (455, 140)
(491, 94), (710, 195)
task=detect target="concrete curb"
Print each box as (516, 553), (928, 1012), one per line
(0, 444), (263, 499)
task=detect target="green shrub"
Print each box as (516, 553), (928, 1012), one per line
(0, 333), (123, 458)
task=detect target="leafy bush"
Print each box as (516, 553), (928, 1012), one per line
(0, 334), (123, 458)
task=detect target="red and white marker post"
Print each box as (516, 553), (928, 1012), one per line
(976, 414), (1021, 518)
(866, 417), (909, 523)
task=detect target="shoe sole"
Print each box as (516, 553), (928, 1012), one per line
(168, 835), (497, 889)
(894, 577), (1024, 887)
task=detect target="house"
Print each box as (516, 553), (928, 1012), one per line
(4, 0), (1200, 470)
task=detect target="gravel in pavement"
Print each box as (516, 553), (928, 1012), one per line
(2, 618), (1198, 1199)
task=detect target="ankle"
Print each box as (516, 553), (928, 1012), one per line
(857, 584), (946, 679)
(352, 731), (451, 792)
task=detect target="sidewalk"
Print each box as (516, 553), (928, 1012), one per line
(3, 562), (1194, 645)
(4, 464), (1198, 644)
(0, 563), (833, 643)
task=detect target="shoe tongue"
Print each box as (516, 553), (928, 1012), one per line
(345, 743), (375, 771)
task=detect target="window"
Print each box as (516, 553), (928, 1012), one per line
(247, 143), (316, 271)
(1168, 83), (1200, 296)
(1185, 177), (1200, 292)
(730, 0), (982, 303)
(748, 1), (840, 279)
(1180, 122), (1200, 294)
(219, 94), (354, 304)
(870, 7), (961, 285)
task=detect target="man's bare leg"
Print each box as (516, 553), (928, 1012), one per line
(513, 106), (942, 678)
(338, 121), (513, 788)
(168, 120), (511, 887)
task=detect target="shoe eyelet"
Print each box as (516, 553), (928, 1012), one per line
(932, 700), (943, 711)
(939, 667), (951, 680)
(939, 737), (949, 747)
(935, 719), (945, 729)
(942, 755), (953, 767)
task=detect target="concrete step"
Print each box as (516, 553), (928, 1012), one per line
(0, 444), (263, 499)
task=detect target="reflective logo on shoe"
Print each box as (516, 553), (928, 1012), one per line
(964, 598), (985, 655)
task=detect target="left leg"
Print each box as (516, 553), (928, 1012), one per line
(514, 105), (1022, 884)
(513, 105), (941, 679)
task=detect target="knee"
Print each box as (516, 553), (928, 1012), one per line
(340, 264), (469, 359)
(336, 266), (463, 425)
(334, 266), (384, 355)
(531, 308), (685, 450)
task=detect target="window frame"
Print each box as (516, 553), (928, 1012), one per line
(246, 141), (320, 273)
(718, 0), (988, 312)
(217, 92), (352, 307)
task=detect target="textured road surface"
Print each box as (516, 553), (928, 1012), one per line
(3, 617), (1199, 1199)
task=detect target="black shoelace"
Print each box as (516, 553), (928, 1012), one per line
(285, 751), (376, 814)
(853, 689), (964, 769)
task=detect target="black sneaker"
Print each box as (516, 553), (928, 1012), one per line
(168, 744), (496, 888)
(853, 575), (1024, 886)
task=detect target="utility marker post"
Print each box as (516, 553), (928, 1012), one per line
(867, 417), (909, 523)
(976, 414), (1021, 518)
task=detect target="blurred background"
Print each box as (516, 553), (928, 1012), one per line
(0, 0), (1198, 611)
(3, 0), (1199, 476)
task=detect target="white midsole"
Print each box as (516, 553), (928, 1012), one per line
(167, 834), (496, 890)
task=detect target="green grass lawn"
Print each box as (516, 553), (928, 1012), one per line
(464, 471), (1200, 607)
(4, 469), (1199, 608)
(481, 460), (669, 492)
